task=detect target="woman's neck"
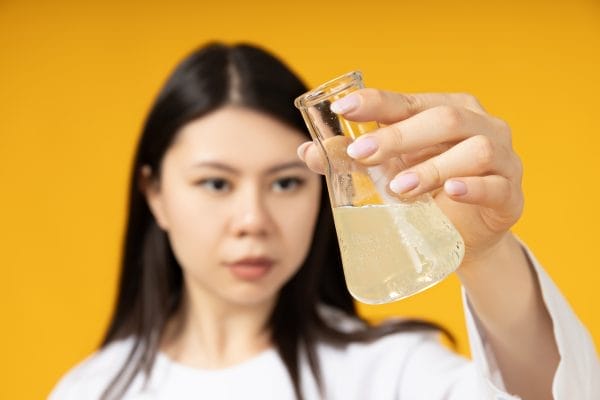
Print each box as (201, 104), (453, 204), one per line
(160, 285), (275, 369)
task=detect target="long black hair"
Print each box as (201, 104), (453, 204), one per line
(100, 42), (452, 399)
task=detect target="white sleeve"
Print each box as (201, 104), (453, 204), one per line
(47, 367), (87, 400)
(47, 340), (134, 400)
(463, 241), (600, 400)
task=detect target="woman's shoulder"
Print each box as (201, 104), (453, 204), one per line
(49, 338), (135, 399)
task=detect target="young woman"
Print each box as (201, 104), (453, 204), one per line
(50, 42), (599, 399)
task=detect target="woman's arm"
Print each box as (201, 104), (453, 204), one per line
(299, 89), (562, 399)
(458, 232), (558, 399)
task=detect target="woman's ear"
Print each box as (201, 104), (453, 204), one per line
(139, 165), (169, 230)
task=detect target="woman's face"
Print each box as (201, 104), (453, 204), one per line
(146, 107), (321, 308)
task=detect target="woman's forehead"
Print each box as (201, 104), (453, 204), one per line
(167, 107), (308, 169)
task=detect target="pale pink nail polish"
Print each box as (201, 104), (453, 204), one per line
(297, 142), (312, 161)
(444, 180), (467, 196)
(330, 94), (360, 114)
(347, 137), (378, 158)
(390, 173), (419, 194)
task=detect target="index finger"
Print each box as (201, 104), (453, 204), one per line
(331, 89), (485, 124)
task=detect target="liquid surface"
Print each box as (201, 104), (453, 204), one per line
(333, 202), (464, 304)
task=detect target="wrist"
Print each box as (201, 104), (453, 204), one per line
(457, 232), (521, 282)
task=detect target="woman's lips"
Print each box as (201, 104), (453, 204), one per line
(226, 258), (274, 280)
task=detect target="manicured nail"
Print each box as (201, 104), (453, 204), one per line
(331, 94), (360, 114)
(390, 173), (419, 194)
(297, 141), (312, 161)
(444, 180), (467, 196)
(347, 137), (378, 158)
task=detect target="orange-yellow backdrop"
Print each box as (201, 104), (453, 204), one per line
(1, 0), (599, 398)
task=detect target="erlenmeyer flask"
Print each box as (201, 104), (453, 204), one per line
(295, 71), (464, 304)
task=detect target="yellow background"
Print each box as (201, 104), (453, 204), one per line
(1, 0), (599, 398)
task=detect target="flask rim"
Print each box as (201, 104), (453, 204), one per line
(294, 70), (362, 109)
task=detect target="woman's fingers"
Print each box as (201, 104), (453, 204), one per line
(400, 143), (453, 167)
(332, 89), (486, 124)
(298, 90), (519, 206)
(388, 135), (519, 196)
(346, 105), (506, 164)
(444, 175), (524, 229)
(445, 175), (512, 207)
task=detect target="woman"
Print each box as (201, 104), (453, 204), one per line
(50, 42), (599, 399)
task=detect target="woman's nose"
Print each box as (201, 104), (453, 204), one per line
(230, 188), (273, 237)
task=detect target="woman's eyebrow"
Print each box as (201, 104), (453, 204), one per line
(189, 161), (239, 174)
(266, 161), (309, 174)
(189, 160), (308, 174)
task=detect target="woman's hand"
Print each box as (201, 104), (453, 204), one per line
(298, 89), (524, 268)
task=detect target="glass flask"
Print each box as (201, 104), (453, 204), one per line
(294, 71), (465, 304)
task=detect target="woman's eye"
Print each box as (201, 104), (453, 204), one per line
(197, 178), (231, 193)
(272, 177), (304, 192)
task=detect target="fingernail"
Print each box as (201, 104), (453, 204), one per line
(331, 94), (360, 114)
(444, 180), (467, 196)
(347, 137), (378, 158)
(390, 173), (419, 194)
(297, 141), (312, 161)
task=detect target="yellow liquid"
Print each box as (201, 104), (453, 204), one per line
(332, 202), (465, 304)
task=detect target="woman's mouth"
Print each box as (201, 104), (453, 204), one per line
(226, 257), (274, 280)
